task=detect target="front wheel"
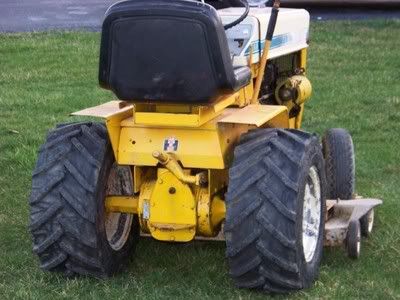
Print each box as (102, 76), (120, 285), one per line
(225, 128), (327, 293)
(322, 128), (355, 200)
(29, 122), (139, 277)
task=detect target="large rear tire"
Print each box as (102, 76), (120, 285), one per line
(29, 122), (139, 277)
(225, 128), (327, 293)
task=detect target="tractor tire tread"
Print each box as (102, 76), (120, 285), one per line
(322, 128), (355, 199)
(225, 128), (325, 293)
(29, 122), (114, 277)
(63, 159), (96, 192)
(256, 207), (296, 249)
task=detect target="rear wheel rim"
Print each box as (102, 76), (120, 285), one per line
(105, 164), (134, 251)
(302, 166), (322, 263)
(105, 212), (133, 251)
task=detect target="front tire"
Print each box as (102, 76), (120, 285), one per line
(225, 129), (327, 293)
(322, 128), (355, 200)
(29, 122), (139, 277)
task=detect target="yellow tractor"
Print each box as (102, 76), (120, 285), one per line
(28, 0), (381, 293)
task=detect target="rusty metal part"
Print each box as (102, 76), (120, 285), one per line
(324, 198), (382, 247)
(152, 151), (206, 185)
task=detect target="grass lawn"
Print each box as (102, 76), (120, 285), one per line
(1, 20), (400, 299)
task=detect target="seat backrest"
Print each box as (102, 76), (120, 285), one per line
(99, 0), (239, 104)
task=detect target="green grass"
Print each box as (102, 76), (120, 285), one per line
(1, 20), (400, 299)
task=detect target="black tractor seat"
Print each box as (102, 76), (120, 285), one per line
(99, 0), (251, 104)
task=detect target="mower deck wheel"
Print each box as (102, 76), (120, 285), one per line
(360, 209), (374, 238)
(347, 220), (361, 259)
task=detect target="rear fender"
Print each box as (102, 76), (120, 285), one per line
(71, 100), (133, 160)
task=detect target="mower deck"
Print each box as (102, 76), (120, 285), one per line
(141, 197), (383, 254)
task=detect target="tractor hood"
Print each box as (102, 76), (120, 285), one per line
(218, 7), (310, 67)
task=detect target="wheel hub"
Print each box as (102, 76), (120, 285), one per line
(302, 166), (322, 263)
(105, 164), (134, 251)
(105, 212), (133, 251)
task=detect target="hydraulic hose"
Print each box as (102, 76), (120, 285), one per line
(223, 0), (250, 30)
